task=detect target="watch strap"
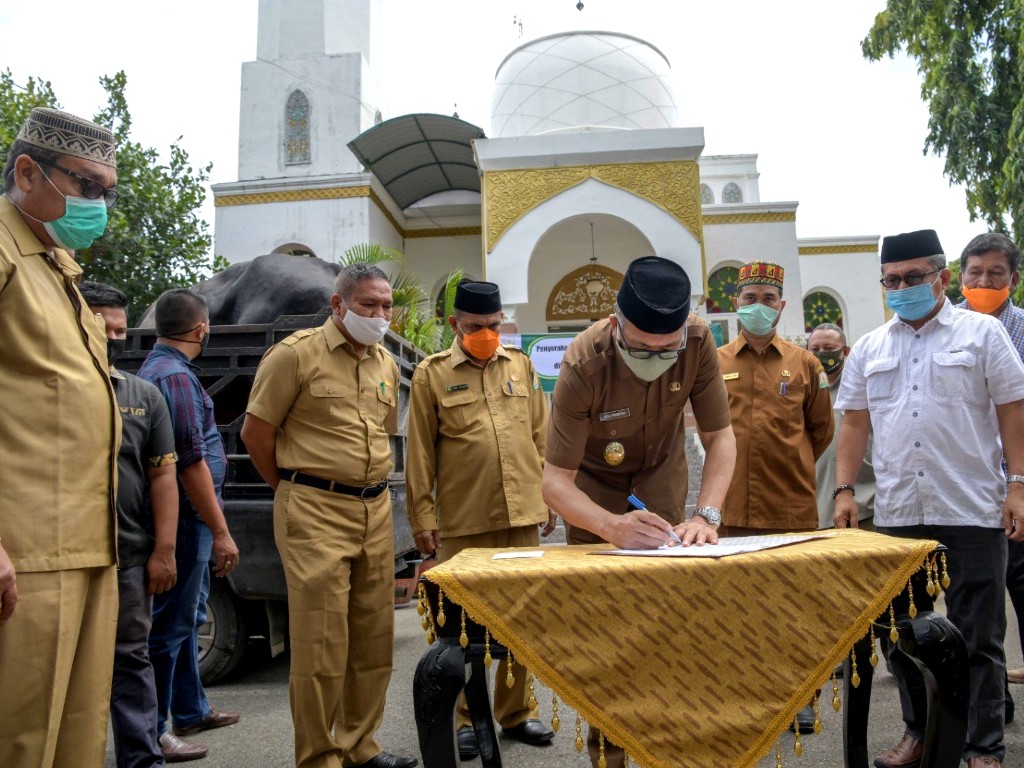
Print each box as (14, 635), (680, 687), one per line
(832, 483), (856, 500)
(1008, 475), (1024, 485)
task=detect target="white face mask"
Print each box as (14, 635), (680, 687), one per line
(341, 302), (390, 345)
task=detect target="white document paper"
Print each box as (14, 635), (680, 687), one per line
(492, 550), (546, 560)
(595, 534), (828, 559)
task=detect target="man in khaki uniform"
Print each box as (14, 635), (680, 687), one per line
(241, 264), (417, 768)
(407, 280), (556, 760)
(542, 256), (737, 768)
(0, 108), (121, 768)
(715, 260), (834, 537)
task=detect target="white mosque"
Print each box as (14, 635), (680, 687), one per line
(211, 0), (885, 347)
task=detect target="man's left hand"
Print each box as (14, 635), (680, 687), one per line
(1004, 485), (1024, 541)
(673, 518), (719, 547)
(540, 511), (558, 538)
(146, 549), (177, 595)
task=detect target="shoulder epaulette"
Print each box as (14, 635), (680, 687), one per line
(280, 327), (319, 347)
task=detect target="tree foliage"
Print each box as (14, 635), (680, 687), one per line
(0, 69), (220, 322)
(862, 1), (1024, 242)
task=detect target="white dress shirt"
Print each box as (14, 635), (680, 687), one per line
(836, 299), (1024, 527)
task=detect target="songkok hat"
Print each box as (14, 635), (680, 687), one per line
(880, 229), (944, 264)
(16, 108), (116, 168)
(617, 256), (691, 334)
(454, 280), (502, 314)
(737, 260), (784, 289)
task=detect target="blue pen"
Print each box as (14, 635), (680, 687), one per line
(627, 494), (683, 544)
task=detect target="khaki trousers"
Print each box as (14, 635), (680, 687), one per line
(0, 566), (118, 768)
(275, 481), (396, 768)
(439, 526), (541, 730)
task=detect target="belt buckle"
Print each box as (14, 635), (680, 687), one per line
(361, 482), (381, 499)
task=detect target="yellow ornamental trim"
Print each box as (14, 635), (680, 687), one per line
(484, 161), (705, 251)
(405, 227), (482, 239)
(798, 244), (879, 255)
(702, 211), (797, 225)
(214, 186), (371, 207)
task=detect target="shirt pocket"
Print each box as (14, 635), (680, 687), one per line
(309, 380), (349, 426)
(500, 381), (531, 422)
(440, 389), (480, 435)
(928, 350), (982, 408)
(864, 357), (900, 412)
(376, 383), (396, 423)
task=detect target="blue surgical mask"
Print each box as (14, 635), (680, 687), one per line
(35, 160), (109, 250)
(885, 277), (941, 321)
(737, 303), (779, 336)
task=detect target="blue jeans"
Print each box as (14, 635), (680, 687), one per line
(149, 516), (213, 736)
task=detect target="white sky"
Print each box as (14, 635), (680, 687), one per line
(0, 0), (986, 263)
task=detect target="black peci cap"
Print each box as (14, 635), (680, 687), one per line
(616, 256), (691, 334)
(454, 280), (502, 314)
(880, 229), (944, 264)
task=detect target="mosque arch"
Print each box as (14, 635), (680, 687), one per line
(700, 183), (714, 205)
(488, 178), (701, 309)
(271, 242), (317, 258)
(285, 89), (311, 165)
(722, 182), (743, 204)
(803, 288), (846, 333)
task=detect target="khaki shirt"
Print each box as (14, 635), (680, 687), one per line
(246, 319), (399, 484)
(547, 317), (732, 544)
(0, 197), (119, 572)
(407, 341), (548, 538)
(717, 333), (834, 530)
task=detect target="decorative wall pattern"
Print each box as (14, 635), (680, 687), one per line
(803, 291), (844, 332)
(798, 244), (879, 255)
(484, 161), (703, 252)
(215, 186), (370, 206)
(547, 264), (624, 321)
(702, 211), (796, 225)
(706, 266), (740, 314)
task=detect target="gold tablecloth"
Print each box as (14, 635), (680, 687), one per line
(424, 529), (936, 768)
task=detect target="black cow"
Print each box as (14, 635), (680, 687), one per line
(137, 254), (342, 327)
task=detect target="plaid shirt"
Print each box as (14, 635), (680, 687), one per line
(137, 344), (226, 517)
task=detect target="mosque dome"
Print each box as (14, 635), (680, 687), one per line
(491, 31), (679, 138)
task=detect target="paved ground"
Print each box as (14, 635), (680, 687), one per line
(106, 569), (1024, 768)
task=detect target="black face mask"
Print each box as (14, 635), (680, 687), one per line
(107, 337), (126, 367)
(813, 349), (844, 376)
(164, 323), (209, 359)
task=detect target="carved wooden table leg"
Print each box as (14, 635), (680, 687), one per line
(413, 640), (464, 768)
(464, 656), (503, 768)
(843, 632), (876, 768)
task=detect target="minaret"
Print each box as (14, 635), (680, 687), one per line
(237, 0), (383, 179)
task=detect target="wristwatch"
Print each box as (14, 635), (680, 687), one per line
(693, 506), (722, 528)
(832, 483), (856, 500)
(1009, 475), (1024, 486)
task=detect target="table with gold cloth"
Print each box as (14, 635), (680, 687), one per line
(422, 529), (937, 768)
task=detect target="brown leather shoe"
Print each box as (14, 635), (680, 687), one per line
(159, 732), (208, 762)
(172, 707), (240, 736)
(967, 757), (1002, 768)
(873, 731), (923, 768)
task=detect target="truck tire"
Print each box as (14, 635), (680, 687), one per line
(198, 578), (249, 685)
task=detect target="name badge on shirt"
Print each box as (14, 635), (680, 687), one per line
(445, 383), (469, 393)
(599, 408), (630, 422)
(723, 372), (740, 381)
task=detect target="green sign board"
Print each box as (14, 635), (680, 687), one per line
(501, 333), (577, 393)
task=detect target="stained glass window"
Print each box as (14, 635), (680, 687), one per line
(706, 266), (739, 314)
(700, 184), (714, 205)
(286, 90), (311, 165)
(722, 182), (743, 203)
(803, 291), (844, 332)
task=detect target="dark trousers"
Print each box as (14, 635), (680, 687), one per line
(877, 525), (1007, 762)
(1006, 540), (1024, 659)
(111, 566), (164, 768)
(150, 517), (213, 736)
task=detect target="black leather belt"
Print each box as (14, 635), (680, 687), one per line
(278, 469), (388, 498)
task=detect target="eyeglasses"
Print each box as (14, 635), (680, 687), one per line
(616, 324), (687, 360)
(38, 159), (118, 208)
(879, 269), (940, 290)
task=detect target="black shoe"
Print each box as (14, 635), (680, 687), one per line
(788, 705), (816, 735)
(457, 727), (479, 761)
(348, 753), (418, 768)
(501, 719), (554, 745)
